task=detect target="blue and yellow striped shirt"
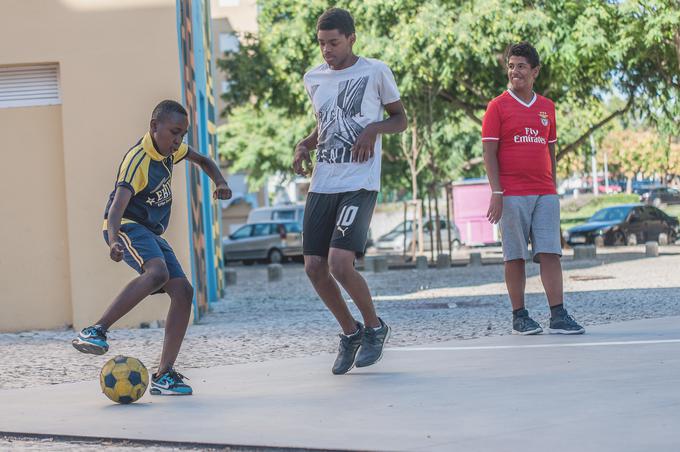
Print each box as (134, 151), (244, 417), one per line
(104, 132), (188, 235)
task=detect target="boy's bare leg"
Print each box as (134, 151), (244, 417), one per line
(538, 253), (564, 307)
(304, 255), (359, 334)
(96, 258), (169, 329)
(504, 259), (526, 311)
(157, 277), (194, 374)
(327, 247), (380, 329)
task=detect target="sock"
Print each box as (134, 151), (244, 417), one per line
(343, 325), (361, 337)
(550, 304), (564, 317)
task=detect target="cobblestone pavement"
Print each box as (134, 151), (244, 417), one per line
(1, 246), (679, 450)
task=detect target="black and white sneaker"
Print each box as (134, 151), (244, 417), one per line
(355, 318), (391, 368)
(512, 309), (543, 335)
(548, 308), (585, 334)
(332, 322), (364, 375)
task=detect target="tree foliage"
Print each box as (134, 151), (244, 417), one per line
(217, 0), (680, 192)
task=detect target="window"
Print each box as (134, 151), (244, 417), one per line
(219, 33), (240, 54)
(252, 223), (272, 237)
(273, 210), (296, 221)
(0, 64), (60, 108)
(231, 225), (252, 239)
(284, 223), (302, 233)
(221, 80), (230, 93)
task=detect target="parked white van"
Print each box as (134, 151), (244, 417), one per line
(247, 204), (305, 225)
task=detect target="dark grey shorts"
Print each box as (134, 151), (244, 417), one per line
(303, 190), (377, 257)
(500, 194), (562, 263)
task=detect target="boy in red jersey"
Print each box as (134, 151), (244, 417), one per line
(482, 42), (584, 335)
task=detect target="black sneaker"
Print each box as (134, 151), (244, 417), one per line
(355, 318), (391, 368)
(512, 309), (543, 335)
(150, 369), (193, 395)
(548, 308), (585, 334)
(72, 325), (109, 355)
(332, 322), (364, 375)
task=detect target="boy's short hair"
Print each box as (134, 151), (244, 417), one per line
(505, 42), (540, 68)
(151, 100), (188, 122)
(317, 8), (355, 37)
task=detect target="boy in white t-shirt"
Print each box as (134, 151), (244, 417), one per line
(293, 8), (407, 375)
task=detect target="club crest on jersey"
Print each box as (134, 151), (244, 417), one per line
(539, 111), (549, 126)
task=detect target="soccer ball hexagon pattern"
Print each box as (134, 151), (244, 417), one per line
(99, 355), (149, 404)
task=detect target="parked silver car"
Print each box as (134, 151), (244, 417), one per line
(222, 221), (302, 265)
(373, 218), (462, 253)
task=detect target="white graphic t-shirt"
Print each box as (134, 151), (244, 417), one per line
(303, 57), (401, 194)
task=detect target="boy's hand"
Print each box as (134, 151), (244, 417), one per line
(293, 145), (312, 176)
(351, 124), (377, 163)
(214, 183), (232, 200)
(110, 241), (124, 262)
(487, 193), (503, 224)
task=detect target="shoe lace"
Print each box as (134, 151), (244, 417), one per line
(517, 316), (538, 329)
(167, 369), (189, 384)
(83, 326), (106, 337)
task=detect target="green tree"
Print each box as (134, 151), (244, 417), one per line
(217, 0), (680, 191)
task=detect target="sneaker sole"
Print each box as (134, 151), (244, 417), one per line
(71, 338), (108, 355)
(512, 327), (543, 336)
(547, 327), (585, 335)
(355, 326), (391, 368)
(149, 386), (193, 396)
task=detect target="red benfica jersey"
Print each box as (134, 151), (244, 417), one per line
(481, 90), (557, 196)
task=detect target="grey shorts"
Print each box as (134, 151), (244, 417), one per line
(500, 195), (562, 263)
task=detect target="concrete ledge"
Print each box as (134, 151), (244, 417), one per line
(573, 245), (597, 260)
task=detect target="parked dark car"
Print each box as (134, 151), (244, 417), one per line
(641, 187), (680, 207)
(222, 221), (302, 265)
(563, 204), (679, 247)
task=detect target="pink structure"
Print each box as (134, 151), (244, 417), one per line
(450, 179), (499, 246)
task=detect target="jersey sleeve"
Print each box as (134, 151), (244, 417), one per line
(116, 150), (148, 195)
(172, 143), (189, 164)
(481, 100), (501, 142)
(548, 103), (557, 144)
(377, 63), (401, 105)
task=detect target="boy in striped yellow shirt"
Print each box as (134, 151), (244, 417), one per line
(72, 100), (231, 396)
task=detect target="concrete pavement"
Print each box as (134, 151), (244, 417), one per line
(1, 316), (678, 451)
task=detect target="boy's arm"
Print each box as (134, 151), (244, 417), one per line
(293, 126), (318, 176)
(483, 141), (503, 224)
(352, 100), (407, 163)
(107, 188), (133, 262)
(185, 148), (232, 200)
(548, 143), (557, 189)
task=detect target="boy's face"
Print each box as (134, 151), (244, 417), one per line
(150, 113), (189, 156)
(507, 55), (540, 91)
(317, 29), (355, 67)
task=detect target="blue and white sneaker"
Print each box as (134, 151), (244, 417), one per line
(150, 369), (193, 396)
(71, 325), (109, 355)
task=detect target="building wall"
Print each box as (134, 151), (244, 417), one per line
(0, 106), (72, 332)
(0, 0), (190, 332)
(210, 0), (258, 125)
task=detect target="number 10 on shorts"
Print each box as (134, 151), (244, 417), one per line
(337, 205), (358, 227)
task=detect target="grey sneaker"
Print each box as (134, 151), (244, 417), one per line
(512, 309), (543, 335)
(355, 318), (391, 368)
(548, 308), (585, 334)
(332, 322), (364, 375)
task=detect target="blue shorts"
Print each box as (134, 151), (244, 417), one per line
(103, 223), (186, 280)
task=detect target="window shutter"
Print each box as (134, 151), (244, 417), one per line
(0, 64), (61, 108)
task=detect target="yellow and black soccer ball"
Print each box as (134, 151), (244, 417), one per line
(99, 355), (149, 404)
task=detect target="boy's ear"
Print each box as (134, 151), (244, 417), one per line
(349, 33), (356, 46)
(150, 119), (158, 133)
